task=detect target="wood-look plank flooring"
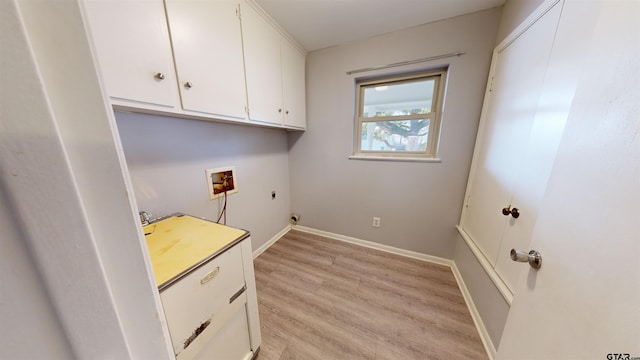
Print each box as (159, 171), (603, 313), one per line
(253, 230), (488, 360)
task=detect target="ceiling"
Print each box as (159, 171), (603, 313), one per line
(254, 0), (506, 52)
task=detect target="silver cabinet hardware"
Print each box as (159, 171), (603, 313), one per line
(184, 81), (193, 88)
(229, 285), (247, 304)
(139, 211), (151, 225)
(154, 72), (166, 80)
(510, 249), (542, 269)
(200, 266), (220, 284)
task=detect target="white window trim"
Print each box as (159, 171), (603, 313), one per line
(353, 68), (448, 160)
(348, 155), (442, 163)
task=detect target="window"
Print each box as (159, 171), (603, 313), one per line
(353, 68), (447, 159)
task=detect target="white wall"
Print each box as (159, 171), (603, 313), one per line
(1, 0), (173, 357)
(0, 187), (73, 359)
(116, 112), (292, 251)
(288, 8), (502, 259)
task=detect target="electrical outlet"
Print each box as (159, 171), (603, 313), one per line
(205, 166), (238, 200)
(373, 217), (381, 228)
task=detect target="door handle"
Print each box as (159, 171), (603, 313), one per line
(510, 249), (542, 269)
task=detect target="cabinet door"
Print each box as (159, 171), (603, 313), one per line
(281, 39), (306, 129)
(494, 3), (565, 290)
(161, 244), (245, 356)
(241, 3), (284, 126)
(462, 0), (562, 291)
(83, 0), (180, 109)
(165, 0), (247, 120)
(461, 51), (537, 265)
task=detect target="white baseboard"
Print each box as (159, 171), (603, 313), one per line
(451, 262), (497, 359)
(252, 224), (291, 259)
(255, 224), (495, 359)
(293, 225), (452, 267)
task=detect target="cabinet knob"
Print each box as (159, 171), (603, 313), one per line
(154, 72), (165, 81)
(502, 206), (511, 216)
(502, 206), (520, 218)
(184, 81), (193, 89)
(286, 110), (290, 115)
(278, 108), (282, 113)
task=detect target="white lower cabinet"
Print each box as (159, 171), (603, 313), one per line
(160, 239), (260, 359)
(192, 302), (253, 360)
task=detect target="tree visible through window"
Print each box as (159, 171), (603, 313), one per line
(354, 68), (447, 159)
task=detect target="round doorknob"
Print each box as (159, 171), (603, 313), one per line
(154, 72), (165, 80)
(511, 208), (520, 218)
(184, 81), (193, 89)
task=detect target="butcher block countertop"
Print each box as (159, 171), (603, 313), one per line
(143, 214), (249, 290)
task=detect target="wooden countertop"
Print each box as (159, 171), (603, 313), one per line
(143, 214), (248, 290)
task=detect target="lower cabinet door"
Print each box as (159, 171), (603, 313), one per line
(174, 292), (251, 360)
(193, 302), (253, 360)
(161, 244), (246, 357)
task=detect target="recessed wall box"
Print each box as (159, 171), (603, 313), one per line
(206, 166), (238, 200)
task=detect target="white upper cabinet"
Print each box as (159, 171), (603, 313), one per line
(83, 0), (180, 110)
(240, 3), (284, 126)
(165, 0), (247, 121)
(281, 39), (306, 129)
(83, 0), (305, 130)
(241, 3), (306, 129)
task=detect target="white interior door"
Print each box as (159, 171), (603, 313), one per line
(498, 1), (640, 357)
(462, 0), (561, 270)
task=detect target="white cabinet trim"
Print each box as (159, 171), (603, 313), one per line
(457, 226), (514, 304)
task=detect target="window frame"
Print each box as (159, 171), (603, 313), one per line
(353, 68), (448, 160)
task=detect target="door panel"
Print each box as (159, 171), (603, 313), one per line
(462, 1), (561, 271)
(83, 0), (179, 108)
(281, 39), (306, 129)
(498, 1), (640, 357)
(166, 0), (247, 119)
(241, 3), (283, 125)
(492, 2), (564, 290)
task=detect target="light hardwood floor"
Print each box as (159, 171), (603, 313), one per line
(253, 230), (488, 360)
